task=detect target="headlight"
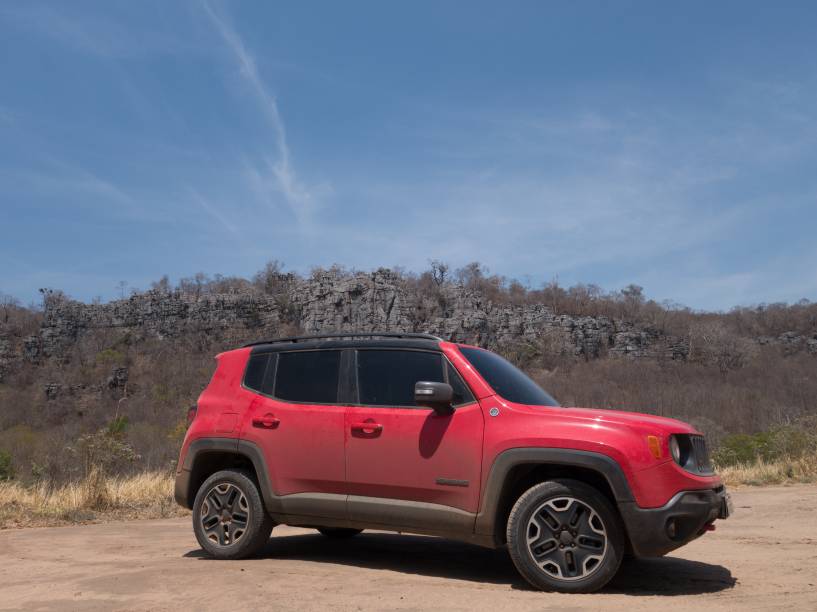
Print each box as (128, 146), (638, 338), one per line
(669, 436), (681, 464)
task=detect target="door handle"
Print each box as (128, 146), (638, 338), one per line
(351, 421), (383, 433)
(252, 414), (280, 429)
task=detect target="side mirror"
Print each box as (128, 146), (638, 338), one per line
(414, 381), (454, 415)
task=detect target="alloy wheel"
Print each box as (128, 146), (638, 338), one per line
(525, 496), (608, 581)
(199, 482), (250, 546)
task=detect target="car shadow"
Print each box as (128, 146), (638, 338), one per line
(605, 556), (736, 595)
(185, 531), (735, 595)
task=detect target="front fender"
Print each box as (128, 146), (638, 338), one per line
(473, 447), (634, 537)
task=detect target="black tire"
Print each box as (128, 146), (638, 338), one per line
(506, 479), (625, 593)
(316, 527), (363, 538)
(192, 469), (274, 560)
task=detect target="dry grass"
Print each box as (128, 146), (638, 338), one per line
(2, 456), (816, 529)
(717, 454), (817, 487)
(0, 471), (187, 529)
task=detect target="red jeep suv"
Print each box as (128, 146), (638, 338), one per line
(175, 333), (731, 593)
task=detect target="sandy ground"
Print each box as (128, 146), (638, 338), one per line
(1, 484), (816, 611)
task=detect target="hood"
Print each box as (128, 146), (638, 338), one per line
(531, 405), (699, 435)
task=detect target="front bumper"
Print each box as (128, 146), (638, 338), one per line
(619, 486), (731, 557)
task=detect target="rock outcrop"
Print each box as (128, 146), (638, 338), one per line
(1, 268), (813, 376)
(35, 290), (283, 359)
(20, 270), (680, 363)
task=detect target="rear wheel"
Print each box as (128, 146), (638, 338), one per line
(192, 469), (274, 560)
(316, 527), (363, 538)
(506, 479), (624, 593)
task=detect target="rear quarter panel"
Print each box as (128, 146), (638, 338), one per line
(176, 348), (249, 472)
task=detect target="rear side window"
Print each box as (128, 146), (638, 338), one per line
(244, 353), (271, 393)
(357, 350), (444, 407)
(275, 350), (341, 404)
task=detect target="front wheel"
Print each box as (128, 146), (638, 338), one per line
(506, 479), (624, 593)
(192, 469), (274, 560)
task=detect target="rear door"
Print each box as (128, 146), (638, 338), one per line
(238, 349), (347, 504)
(345, 349), (484, 514)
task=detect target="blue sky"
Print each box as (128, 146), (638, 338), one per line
(1, 1), (816, 310)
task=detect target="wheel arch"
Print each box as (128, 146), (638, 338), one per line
(475, 448), (634, 546)
(175, 438), (274, 510)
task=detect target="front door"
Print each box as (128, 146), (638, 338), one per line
(345, 348), (484, 520)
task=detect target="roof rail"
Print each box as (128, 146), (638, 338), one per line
(243, 332), (444, 348)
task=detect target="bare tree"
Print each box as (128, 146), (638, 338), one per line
(38, 288), (68, 311)
(0, 292), (20, 324)
(253, 260), (288, 294)
(618, 284), (645, 319)
(689, 321), (757, 376)
(428, 260), (449, 287)
(151, 275), (171, 294)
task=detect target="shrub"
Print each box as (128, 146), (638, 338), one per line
(712, 418), (817, 467)
(70, 424), (139, 478)
(0, 450), (13, 480)
(107, 415), (129, 436)
(95, 348), (125, 365)
(713, 433), (772, 465)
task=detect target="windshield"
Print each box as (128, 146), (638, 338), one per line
(459, 347), (560, 407)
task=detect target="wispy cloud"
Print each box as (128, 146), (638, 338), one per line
(2, 160), (134, 211)
(1, 3), (196, 59)
(202, 0), (319, 227)
(187, 188), (241, 238)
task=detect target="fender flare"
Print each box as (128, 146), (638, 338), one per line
(174, 437), (278, 511)
(473, 447), (634, 536)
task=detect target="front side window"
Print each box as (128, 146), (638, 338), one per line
(459, 347), (559, 407)
(275, 350), (340, 404)
(447, 362), (475, 406)
(357, 350), (443, 407)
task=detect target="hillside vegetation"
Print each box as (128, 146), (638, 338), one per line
(1, 261), (816, 492)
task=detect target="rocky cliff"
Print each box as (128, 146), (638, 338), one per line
(5, 270), (689, 376)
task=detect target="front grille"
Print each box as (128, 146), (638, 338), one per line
(690, 435), (714, 474)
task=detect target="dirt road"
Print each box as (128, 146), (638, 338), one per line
(1, 484), (816, 611)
